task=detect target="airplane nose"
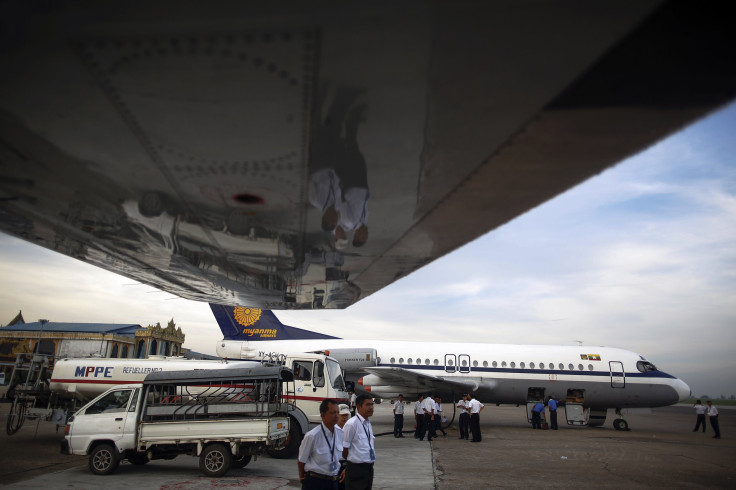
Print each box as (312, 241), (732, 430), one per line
(674, 378), (691, 402)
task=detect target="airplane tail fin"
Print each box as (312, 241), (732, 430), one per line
(209, 304), (340, 341)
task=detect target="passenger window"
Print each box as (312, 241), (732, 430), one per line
(293, 361), (313, 381)
(520, 362), (525, 369)
(313, 360), (325, 387)
(578, 364), (584, 370)
(461, 359), (468, 367)
(559, 363), (564, 370)
(530, 362), (535, 369)
(491, 361), (497, 368)
(434, 359), (439, 366)
(483, 361), (488, 368)
(501, 361), (507, 368)
(408, 358), (413, 364)
(588, 364), (594, 371)
(390, 357), (396, 364)
(568, 363), (574, 370)
(399, 358), (404, 364)
(510, 362), (516, 368)
(540, 363), (545, 369)
(416, 358), (421, 364)
(425, 359), (430, 365)
(473, 360), (478, 367)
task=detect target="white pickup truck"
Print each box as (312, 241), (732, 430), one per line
(62, 365), (300, 476)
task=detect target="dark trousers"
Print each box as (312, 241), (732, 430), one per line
(549, 410), (558, 430)
(303, 473), (338, 490)
(710, 416), (721, 438)
(470, 413), (481, 441)
(694, 414), (706, 432)
(459, 412), (470, 439)
(345, 462), (373, 490)
(532, 410), (542, 429)
(393, 413), (404, 437)
(424, 413), (434, 440)
(415, 413), (425, 439)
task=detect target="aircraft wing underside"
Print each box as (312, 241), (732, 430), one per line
(1, 1), (735, 309)
(361, 366), (482, 394)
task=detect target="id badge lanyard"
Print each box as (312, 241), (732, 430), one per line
(320, 425), (338, 472)
(360, 417), (375, 461)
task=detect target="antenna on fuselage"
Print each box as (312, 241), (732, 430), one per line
(575, 340), (583, 346)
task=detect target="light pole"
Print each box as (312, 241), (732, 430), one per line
(36, 319), (48, 355)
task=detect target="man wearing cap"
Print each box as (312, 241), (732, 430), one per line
(337, 404), (351, 430)
(547, 396), (559, 430)
(298, 399), (344, 489)
(393, 394), (405, 438)
(342, 395), (376, 489)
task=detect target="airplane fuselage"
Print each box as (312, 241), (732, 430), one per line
(217, 339), (691, 410)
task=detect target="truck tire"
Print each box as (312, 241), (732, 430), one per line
(199, 443), (232, 477)
(267, 419), (302, 459)
(232, 453), (252, 469)
(89, 443), (120, 475)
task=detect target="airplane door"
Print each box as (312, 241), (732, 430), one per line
(444, 354), (456, 373)
(609, 361), (625, 388)
(458, 354), (471, 373)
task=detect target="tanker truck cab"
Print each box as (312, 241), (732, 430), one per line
(62, 366), (296, 477)
(264, 352), (348, 459)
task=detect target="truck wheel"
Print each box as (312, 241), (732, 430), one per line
(200, 443), (232, 477)
(89, 443), (120, 475)
(232, 453), (252, 469)
(267, 421), (302, 459)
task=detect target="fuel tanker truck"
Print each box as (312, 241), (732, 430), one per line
(6, 352), (348, 458)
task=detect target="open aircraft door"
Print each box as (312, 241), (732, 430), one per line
(609, 361), (625, 388)
(565, 389), (588, 425)
(525, 387), (545, 423)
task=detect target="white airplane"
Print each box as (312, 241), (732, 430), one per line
(212, 305), (692, 430)
(1, 1), (735, 310)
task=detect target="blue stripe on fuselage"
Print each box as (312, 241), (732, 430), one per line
(376, 363), (676, 379)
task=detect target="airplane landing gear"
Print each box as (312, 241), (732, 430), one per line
(613, 409), (630, 431)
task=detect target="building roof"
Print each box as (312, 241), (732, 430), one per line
(0, 321), (142, 337)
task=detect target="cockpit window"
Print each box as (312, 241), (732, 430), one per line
(636, 361), (657, 372)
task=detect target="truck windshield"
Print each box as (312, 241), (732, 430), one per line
(326, 358), (346, 391)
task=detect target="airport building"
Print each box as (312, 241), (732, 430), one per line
(0, 311), (186, 382)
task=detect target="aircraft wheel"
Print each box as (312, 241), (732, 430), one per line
(613, 418), (629, 431)
(199, 443), (232, 477)
(232, 453), (252, 469)
(89, 443), (120, 475)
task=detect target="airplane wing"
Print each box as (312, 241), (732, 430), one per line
(1, 1), (735, 309)
(360, 366), (486, 394)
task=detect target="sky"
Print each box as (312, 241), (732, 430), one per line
(1, 103), (735, 399)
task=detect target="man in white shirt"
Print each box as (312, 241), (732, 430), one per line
(298, 399), (344, 489)
(414, 394), (425, 440)
(342, 395), (376, 489)
(434, 396), (447, 436)
(393, 394), (405, 438)
(421, 393), (436, 442)
(467, 393), (485, 442)
(706, 401), (721, 439)
(457, 394), (470, 440)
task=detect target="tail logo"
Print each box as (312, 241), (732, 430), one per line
(234, 307), (262, 327)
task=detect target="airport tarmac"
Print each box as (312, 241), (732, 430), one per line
(1, 400), (734, 489)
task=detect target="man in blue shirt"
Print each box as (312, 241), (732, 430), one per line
(547, 396), (558, 430)
(532, 401), (545, 429)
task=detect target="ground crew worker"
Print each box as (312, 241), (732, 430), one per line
(457, 394), (470, 440)
(393, 394), (405, 438)
(342, 395), (376, 489)
(547, 396), (558, 430)
(467, 393), (484, 442)
(298, 399), (344, 489)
